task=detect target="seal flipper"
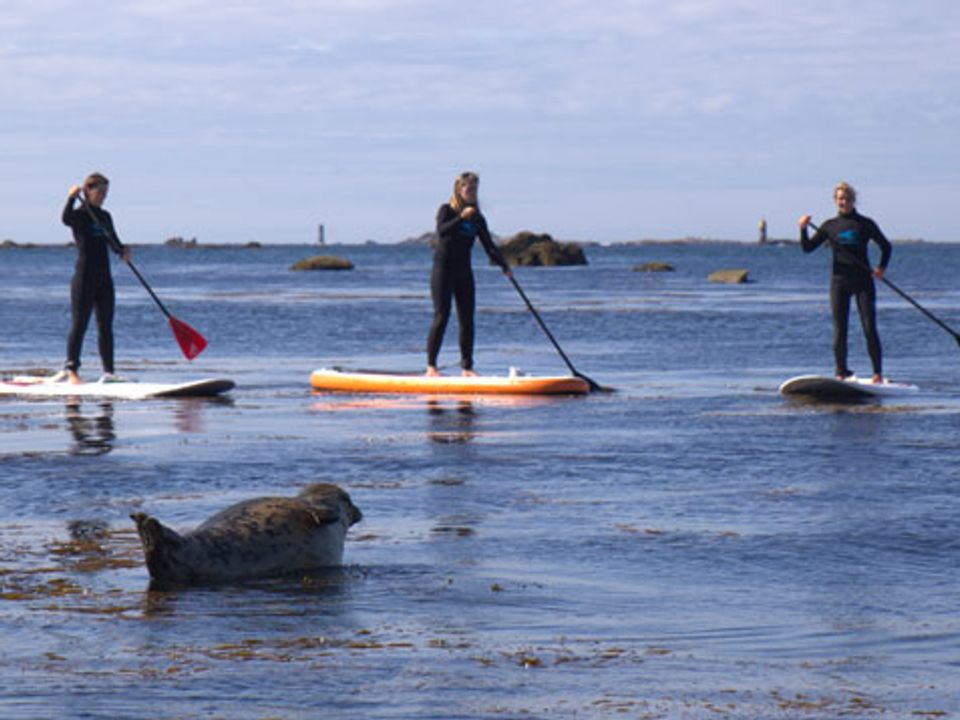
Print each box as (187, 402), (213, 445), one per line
(131, 512), (186, 585)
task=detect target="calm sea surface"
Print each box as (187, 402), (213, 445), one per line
(1, 241), (959, 719)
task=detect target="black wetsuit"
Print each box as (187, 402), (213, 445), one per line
(61, 198), (126, 374)
(801, 210), (892, 377)
(426, 204), (509, 370)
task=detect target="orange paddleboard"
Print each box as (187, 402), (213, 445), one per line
(310, 368), (589, 396)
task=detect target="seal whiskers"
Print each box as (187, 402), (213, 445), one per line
(132, 483), (362, 586)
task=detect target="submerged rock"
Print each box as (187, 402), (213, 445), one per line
(633, 262), (675, 272)
(291, 255), (354, 271)
(708, 268), (749, 284)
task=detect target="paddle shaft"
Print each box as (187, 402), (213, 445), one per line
(505, 273), (605, 391)
(807, 220), (960, 345)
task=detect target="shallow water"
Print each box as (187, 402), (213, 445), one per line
(2, 242), (959, 718)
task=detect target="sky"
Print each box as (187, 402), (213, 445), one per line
(1, 0), (958, 245)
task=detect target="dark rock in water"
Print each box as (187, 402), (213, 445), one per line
(290, 255), (354, 271)
(398, 231), (438, 246)
(499, 231), (587, 267)
(708, 268), (749, 284)
(131, 483), (363, 587)
(633, 262), (675, 272)
(164, 236), (199, 248)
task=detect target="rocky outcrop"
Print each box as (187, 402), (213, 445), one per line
(498, 231), (587, 267)
(164, 236), (199, 248)
(290, 255), (354, 271)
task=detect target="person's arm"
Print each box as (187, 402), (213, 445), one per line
(99, 211), (131, 261)
(436, 204), (462, 236)
(798, 214), (827, 253)
(62, 186), (81, 227)
(475, 214), (510, 272)
(870, 220), (892, 272)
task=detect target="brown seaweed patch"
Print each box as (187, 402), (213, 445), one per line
(430, 525), (475, 538)
(47, 525), (142, 573)
(770, 689), (887, 714)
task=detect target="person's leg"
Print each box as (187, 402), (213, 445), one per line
(93, 280), (116, 376)
(453, 269), (476, 372)
(830, 278), (853, 378)
(64, 276), (94, 381)
(855, 283), (882, 380)
(426, 265), (453, 371)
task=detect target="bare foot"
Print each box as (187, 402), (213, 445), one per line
(871, 374), (883, 384)
(67, 370), (82, 385)
(425, 366), (441, 377)
(462, 369), (478, 377)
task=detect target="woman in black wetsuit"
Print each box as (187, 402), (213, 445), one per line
(426, 171), (510, 376)
(56, 173), (131, 384)
(799, 181), (892, 383)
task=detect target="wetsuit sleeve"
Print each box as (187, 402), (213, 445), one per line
(476, 214), (509, 271)
(62, 197), (79, 229)
(436, 204), (461, 236)
(869, 219), (892, 270)
(800, 223), (828, 253)
(100, 211), (126, 255)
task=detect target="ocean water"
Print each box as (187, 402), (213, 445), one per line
(1, 241), (959, 719)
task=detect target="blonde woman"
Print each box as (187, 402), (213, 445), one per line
(426, 172), (510, 376)
(799, 182), (891, 383)
(57, 173), (132, 384)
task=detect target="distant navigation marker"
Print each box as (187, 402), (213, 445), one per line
(318, 223), (326, 245)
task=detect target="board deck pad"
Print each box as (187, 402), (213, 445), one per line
(0, 376), (235, 400)
(779, 374), (918, 401)
(310, 367), (590, 395)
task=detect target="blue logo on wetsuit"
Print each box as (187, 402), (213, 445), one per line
(459, 220), (479, 238)
(837, 229), (858, 246)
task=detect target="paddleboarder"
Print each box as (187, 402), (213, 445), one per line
(426, 171), (511, 377)
(799, 181), (892, 383)
(55, 173), (131, 384)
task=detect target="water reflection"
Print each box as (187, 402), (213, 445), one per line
(65, 400), (115, 456)
(171, 396), (233, 433)
(138, 567), (359, 614)
(426, 399), (477, 444)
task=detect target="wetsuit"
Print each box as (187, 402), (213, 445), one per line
(426, 204), (509, 370)
(801, 210), (892, 377)
(61, 197), (126, 374)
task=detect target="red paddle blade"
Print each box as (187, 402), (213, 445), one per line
(168, 316), (207, 360)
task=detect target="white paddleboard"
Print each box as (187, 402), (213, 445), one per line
(779, 374), (919, 401)
(0, 375), (235, 400)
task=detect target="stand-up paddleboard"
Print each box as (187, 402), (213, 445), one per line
(0, 375), (235, 400)
(779, 374), (918, 401)
(310, 367), (589, 396)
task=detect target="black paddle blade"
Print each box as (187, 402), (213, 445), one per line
(577, 371), (614, 393)
(169, 316), (207, 360)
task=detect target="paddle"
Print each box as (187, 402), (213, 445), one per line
(808, 220), (960, 348)
(77, 198), (208, 360)
(504, 272), (609, 392)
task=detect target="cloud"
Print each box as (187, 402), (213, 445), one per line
(1, 0), (959, 242)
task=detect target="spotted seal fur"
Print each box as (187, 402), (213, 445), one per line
(131, 483), (362, 586)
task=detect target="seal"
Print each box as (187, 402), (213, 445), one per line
(131, 483), (362, 587)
